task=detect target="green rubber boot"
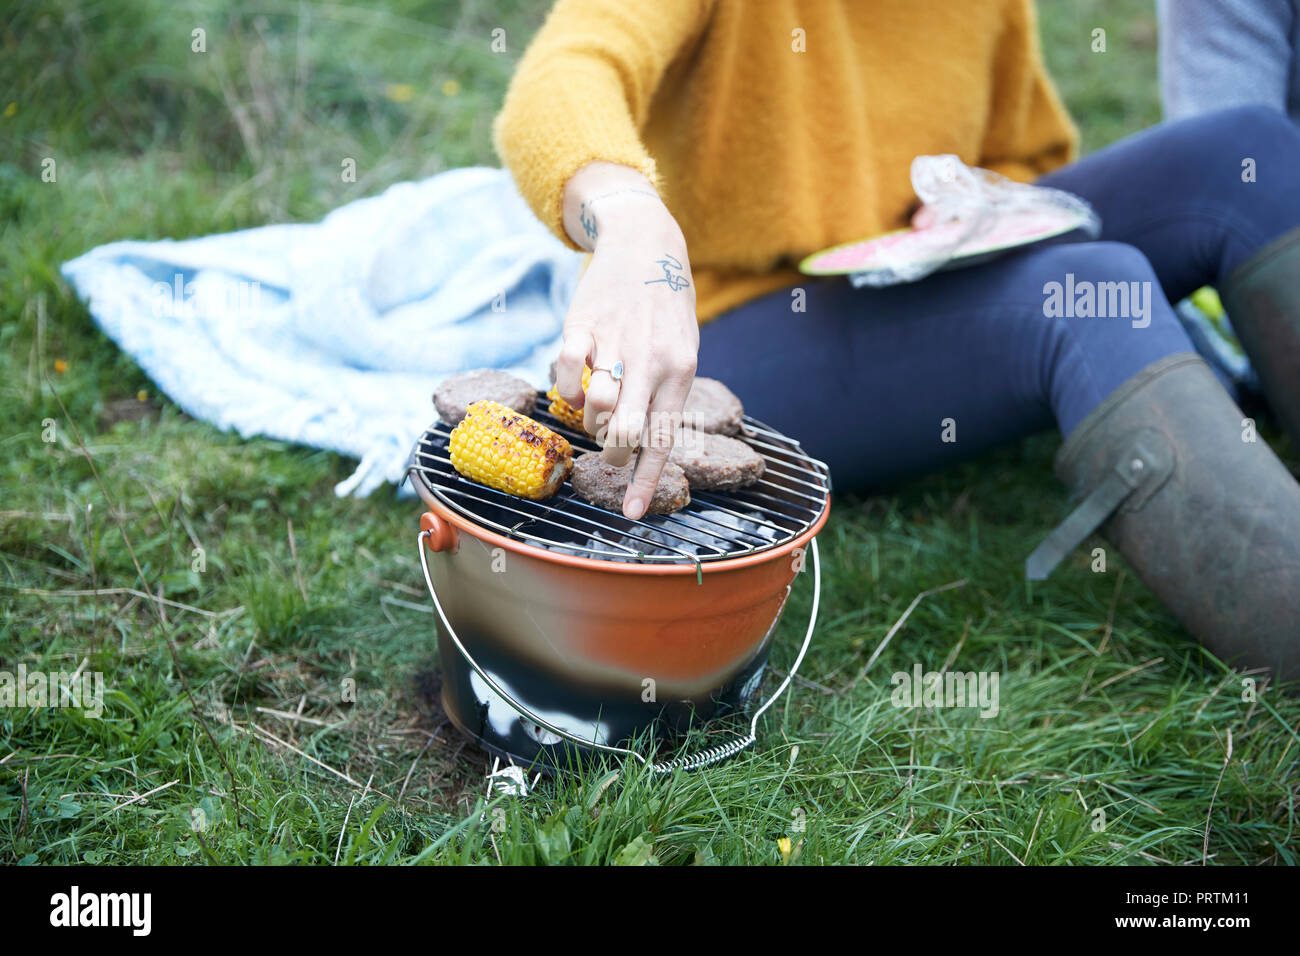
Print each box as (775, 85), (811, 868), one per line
(1026, 352), (1300, 688)
(1220, 225), (1300, 448)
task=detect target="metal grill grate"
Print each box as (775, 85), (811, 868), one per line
(406, 391), (831, 564)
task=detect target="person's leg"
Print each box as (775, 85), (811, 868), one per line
(698, 240), (1192, 492)
(1038, 104), (1300, 299)
(1040, 105), (1300, 446)
(699, 235), (1300, 685)
(1043, 347), (1300, 688)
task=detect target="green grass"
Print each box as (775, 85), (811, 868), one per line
(2, 0), (1297, 866)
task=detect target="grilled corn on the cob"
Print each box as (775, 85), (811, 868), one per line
(547, 366), (592, 431)
(449, 400), (573, 499)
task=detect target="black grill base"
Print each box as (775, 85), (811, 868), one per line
(435, 616), (772, 775)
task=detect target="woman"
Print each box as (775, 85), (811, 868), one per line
(493, 0), (1300, 684)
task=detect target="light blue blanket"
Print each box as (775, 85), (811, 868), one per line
(61, 167), (583, 496)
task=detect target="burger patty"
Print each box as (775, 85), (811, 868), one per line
(569, 452), (691, 515)
(683, 377), (744, 435)
(669, 429), (765, 490)
(434, 369), (537, 426)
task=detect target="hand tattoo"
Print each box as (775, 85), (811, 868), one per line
(645, 253), (690, 291)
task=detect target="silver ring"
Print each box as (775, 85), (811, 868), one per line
(591, 361), (624, 383)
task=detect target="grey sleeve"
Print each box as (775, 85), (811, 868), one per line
(1157, 0), (1295, 120)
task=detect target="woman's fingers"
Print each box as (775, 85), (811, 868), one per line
(555, 327), (595, 408)
(621, 369), (693, 520)
(598, 371), (650, 469)
(582, 364), (621, 445)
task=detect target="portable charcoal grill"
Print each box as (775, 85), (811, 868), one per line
(407, 390), (831, 774)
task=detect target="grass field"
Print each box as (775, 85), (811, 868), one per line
(2, 0), (1297, 866)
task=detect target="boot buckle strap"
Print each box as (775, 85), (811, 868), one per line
(1026, 429), (1174, 580)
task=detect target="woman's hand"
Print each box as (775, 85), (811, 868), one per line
(556, 162), (699, 520)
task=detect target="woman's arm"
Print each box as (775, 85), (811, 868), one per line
(493, 1), (715, 518)
(553, 161), (699, 521)
(493, 0), (715, 249)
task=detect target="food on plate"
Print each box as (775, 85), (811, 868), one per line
(434, 369), (536, 426)
(682, 377), (744, 435)
(570, 452), (691, 515)
(448, 400), (572, 499)
(669, 429), (765, 490)
(546, 365), (592, 431)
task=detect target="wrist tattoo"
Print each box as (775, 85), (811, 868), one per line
(645, 253), (690, 292)
(578, 188), (661, 245)
(579, 202), (598, 240)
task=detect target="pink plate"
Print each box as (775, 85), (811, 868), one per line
(799, 207), (1092, 277)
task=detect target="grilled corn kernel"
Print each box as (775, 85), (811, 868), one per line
(449, 400), (573, 499)
(547, 365), (592, 431)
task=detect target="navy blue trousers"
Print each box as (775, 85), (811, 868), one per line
(697, 106), (1300, 492)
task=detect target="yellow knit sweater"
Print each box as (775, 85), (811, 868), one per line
(494, 0), (1078, 323)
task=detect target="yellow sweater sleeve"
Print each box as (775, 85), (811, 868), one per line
(979, 0), (1079, 183)
(493, 0), (716, 251)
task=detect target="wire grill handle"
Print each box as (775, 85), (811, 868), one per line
(417, 531), (821, 774)
(649, 733), (757, 774)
